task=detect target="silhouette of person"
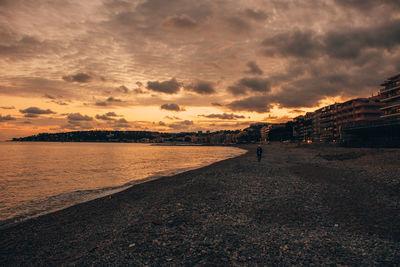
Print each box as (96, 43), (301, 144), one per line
(257, 145), (262, 162)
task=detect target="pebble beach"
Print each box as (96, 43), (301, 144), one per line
(1, 144), (399, 266)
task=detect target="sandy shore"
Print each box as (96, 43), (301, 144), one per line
(1, 144), (399, 266)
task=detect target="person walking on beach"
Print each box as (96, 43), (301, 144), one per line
(257, 145), (263, 162)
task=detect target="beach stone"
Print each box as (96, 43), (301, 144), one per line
(1, 144), (399, 266)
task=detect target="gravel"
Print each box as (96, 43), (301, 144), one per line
(1, 144), (399, 266)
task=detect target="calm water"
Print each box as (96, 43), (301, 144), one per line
(0, 142), (246, 226)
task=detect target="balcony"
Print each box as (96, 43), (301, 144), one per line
(380, 93), (400, 102)
(380, 83), (400, 93)
(381, 101), (400, 110)
(353, 102), (381, 108)
(353, 109), (381, 115)
(381, 113), (400, 119)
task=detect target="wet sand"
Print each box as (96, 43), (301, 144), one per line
(1, 144), (399, 266)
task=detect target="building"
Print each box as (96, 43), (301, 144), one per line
(312, 108), (322, 142)
(319, 104), (337, 142)
(335, 97), (383, 141)
(292, 114), (313, 142)
(260, 125), (271, 143)
(292, 115), (303, 141)
(265, 123), (293, 142)
(380, 73), (400, 120)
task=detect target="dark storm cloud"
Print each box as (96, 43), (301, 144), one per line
(227, 96), (272, 113)
(113, 123), (130, 129)
(2, 0), (400, 129)
(254, 17), (400, 109)
(199, 113), (245, 120)
(105, 112), (118, 117)
(0, 0), (10, 6)
(106, 97), (122, 103)
(158, 121), (166, 126)
(268, 53), (400, 108)
(147, 78), (181, 94)
(67, 113), (93, 121)
(62, 73), (92, 83)
(239, 77), (271, 92)
(23, 114), (39, 118)
(20, 107), (56, 115)
(227, 85), (247, 95)
(272, 86), (324, 108)
(185, 81), (216, 95)
(95, 97), (124, 107)
(244, 9), (268, 21)
(133, 88), (146, 94)
(96, 114), (114, 121)
(248, 72), (348, 109)
(0, 114), (16, 122)
(211, 102), (222, 106)
(0, 36), (59, 60)
(333, 0), (400, 11)
(162, 14), (198, 29)
(165, 115), (181, 120)
(168, 120), (194, 130)
(160, 103), (184, 112)
(262, 19), (400, 60)
(116, 118), (128, 124)
(261, 29), (322, 58)
(228, 77), (271, 95)
(226, 16), (251, 33)
(136, 0), (212, 23)
(43, 94), (69, 106)
(245, 61), (263, 75)
(43, 94), (56, 100)
(62, 119), (94, 130)
(0, 77), (77, 99)
(96, 112), (120, 121)
(115, 85), (129, 94)
(323, 19), (400, 59)
(0, 106), (15, 109)
(52, 100), (68, 106)
(94, 102), (107, 107)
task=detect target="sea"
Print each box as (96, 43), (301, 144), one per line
(0, 142), (246, 227)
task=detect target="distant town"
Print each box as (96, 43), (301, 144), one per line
(12, 73), (400, 147)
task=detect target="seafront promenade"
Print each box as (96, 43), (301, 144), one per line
(1, 144), (399, 265)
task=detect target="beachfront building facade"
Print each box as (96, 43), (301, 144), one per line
(334, 97), (383, 140)
(335, 98), (382, 125)
(267, 73), (399, 146)
(312, 108), (322, 142)
(260, 125), (270, 143)
(320, 104), (337, 142)
(292, 113), (313, 142)
(380, 73), (400, 121)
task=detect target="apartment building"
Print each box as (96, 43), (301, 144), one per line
(335, 97), (382, 140)
(292, 113), (313, 142)
(320, 104), (337, 142)
(380, 73), (400, 120)
(312, 108), (322, 141)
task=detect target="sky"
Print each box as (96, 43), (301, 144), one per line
(1, 0), (400, 140)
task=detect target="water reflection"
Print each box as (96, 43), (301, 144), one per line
(0, 142), (245, 224)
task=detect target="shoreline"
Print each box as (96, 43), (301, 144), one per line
(1, 144), (399, 265)
(0, 146), (247, 230)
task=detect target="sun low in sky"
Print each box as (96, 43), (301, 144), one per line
(1, 0), (400, 140)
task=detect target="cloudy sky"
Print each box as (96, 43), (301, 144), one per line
(1, 0), (400, 140)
